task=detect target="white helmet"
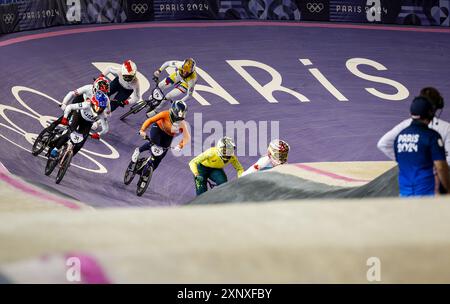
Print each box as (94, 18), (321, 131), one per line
(121, 60), (137, 82)
(268, 139), (290, 166)
(217, 136), (235, 159)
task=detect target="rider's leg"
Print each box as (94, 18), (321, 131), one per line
(146, 87), (185, 118)
(50, 112), (81, 157)
(130, 141), (151, 166)
(146, 124), (174, 170)
(146, 74), (184, 117)
(47, 94), (83, 132)
(72, 120), (93, 156)
(195, 164), (210, 195)
(209, 168), (228, 186)
(109, 77), (134, 112)
(46, 115), (63, 132)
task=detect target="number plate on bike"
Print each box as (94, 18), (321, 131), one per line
(152, 88), (164, 101)
(151, 145), (164, 156)
(70, 132), (84, 144)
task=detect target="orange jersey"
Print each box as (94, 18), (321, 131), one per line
(140, 111), (190, 148)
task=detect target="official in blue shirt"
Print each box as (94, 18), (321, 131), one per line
(394, 96), (450, 197)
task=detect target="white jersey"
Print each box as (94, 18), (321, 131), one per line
(63, 101), (109, 136)
(103, 66), (140, 104)
(159, 60), (197, 103)
(377, 117), (450, 165)
(61, 84), (111, 116)
(242, 155), (275, 176)
(61, 85), (93, 107)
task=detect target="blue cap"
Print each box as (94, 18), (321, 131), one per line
(410, 96), (433, 120)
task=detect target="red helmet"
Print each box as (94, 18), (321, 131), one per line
(93, 76), (110, 94)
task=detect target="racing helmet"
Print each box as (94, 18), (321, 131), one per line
(169, 100), (188, 123)
(268, 139), (290, 166)
(93, 76), (110, 94)
(179, 58), (196, 78)
(121, 60), (137, 82)
(217, 136), (235, 160)
(91, 91), (109, 114)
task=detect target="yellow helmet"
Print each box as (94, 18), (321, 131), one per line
(180, 58), (196, 78)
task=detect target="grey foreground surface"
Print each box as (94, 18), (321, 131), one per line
(190, 167), (399, 204)
(1, 197), (450, 283)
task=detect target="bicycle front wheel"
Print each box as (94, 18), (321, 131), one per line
(56, 151), (72, 184)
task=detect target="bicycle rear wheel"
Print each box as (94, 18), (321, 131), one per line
(32, 129), (50, 156)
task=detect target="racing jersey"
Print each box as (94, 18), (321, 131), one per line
(189, 147), (244, 177)
(378, 117), (450, 164)
(102, 66), (141, 104)
(63, 101), (109, 135)
(242, 155), (274, 176)
(61, 84), (112, 116)
(140, 111), (190, 148)
(394, 120), (446, 196)
(159, 60), (197, 103)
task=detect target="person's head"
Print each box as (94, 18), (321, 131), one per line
(217, 136), (235, 161)
(268, 139), (290, 166)
(93, 76), (110, 94)
(410, 96), (434, 123)
(169, 100), (188, 123)
(91, 91), (109, 114)
(121, 60), (137, 82)
(179, 58), (196, 78)
(420, 87), (444, 114)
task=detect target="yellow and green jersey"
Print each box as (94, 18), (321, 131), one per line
(189, 147), (244, 177)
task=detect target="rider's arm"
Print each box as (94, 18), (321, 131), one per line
(140, 111), (167, 132)
(189, 148), (214, 176)
(102, 66), (119, 77)
(63, 101), (89, 118)
(177, 121), (191, 149)
(242, 156), (272, 177)
(97, 116), (109, 136)
(61, 85), (90, 107)
(377, 119), (412, 160)
(158, 60), (180, 72)
(230, 156), (244, 177)
(127, 80), (141, 105)
(242, 161), (260, 177)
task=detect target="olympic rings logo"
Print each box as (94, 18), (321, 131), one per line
(131, 3), (148, 14)
(307, 3), (324, 13)
(0, 86), (120, 174)
(2, 13), (15, 24)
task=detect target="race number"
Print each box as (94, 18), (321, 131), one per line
(151, 145), (164, 156)
(152, 89), (164, 101)
(70, 132), (84, 144)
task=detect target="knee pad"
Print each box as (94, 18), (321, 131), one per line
(131, 147), (140, 162)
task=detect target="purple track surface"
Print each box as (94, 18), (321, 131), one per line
(1, 21), (449, 207)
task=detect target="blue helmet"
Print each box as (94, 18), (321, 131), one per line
(91, 91), (109, 113)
